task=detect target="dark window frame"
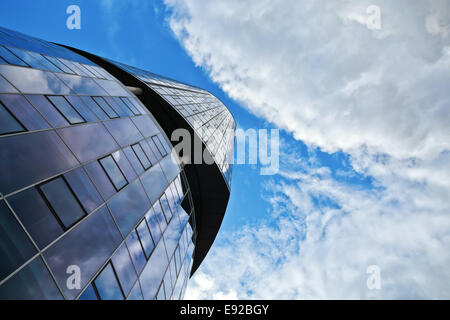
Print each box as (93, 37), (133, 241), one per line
(131, 142), (152, 170)
(0, 100), (26, 136)
(92, 261), (125, 300)
(98, 154), (128, 192)
(92, 96), (119, 119)
(38, 175), (87, 231)
(45, 95), (86, 125)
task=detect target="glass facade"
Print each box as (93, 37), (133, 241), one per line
(105, 61), (236, 187)
(0, 27), (197, 300)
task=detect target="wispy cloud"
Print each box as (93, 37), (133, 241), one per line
(162, 0), (450, 299)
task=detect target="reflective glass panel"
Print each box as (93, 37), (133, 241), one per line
(136, 219), (154, 259)
(40, 177), (85, 229)
(0, 64), (72, 94)
(44, 205), (122, 300)
(7, 187), (63, 248)
(78, 284), (98, 300)
(123, 146), (144, 176)
(139, 238), (169, 299)
(64, 167), (103, 214)
(84, 161), (116, 201)
(0, 130), (79, 195)
(64, 95), (98, 122)
(112, 149), (137, 183)
(127, 282), (144, 300)
(94, 78), (129, 96)
(0, 256), (63, 300)
(0, 45), (27, 66)
(125, 230), (146, 274)
(0, 74), (18, 93)
(56, 73), (107, 95)
(99, 155), (127, 191)
(47, 95), (85, 124)
(111, 243), (137, 296)
(131, 115), (160, 138)
(92, 96), (118, 119)
(140, 164), (168, 203)
(25, 94), (68, 128)
(104, 118), (143, 147)
(0, 94), (50, 131)
(43, 55), (74, 74)
(57, 122), (119, 163)
(145, 207), (163, 245)
(132, 143), (151, 169)
(0, 201), (36, 281)
(0, 101), (24, 135)
(80, 96), (109, 121)
(107, 179), (150, 237)
(94, 263), (124, 300)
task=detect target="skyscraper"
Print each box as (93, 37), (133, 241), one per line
(0, 26), (235, 300)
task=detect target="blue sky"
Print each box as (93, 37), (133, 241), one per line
(1, 0), (450, 299)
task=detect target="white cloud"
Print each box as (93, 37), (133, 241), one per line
(163, 0), (450, 299)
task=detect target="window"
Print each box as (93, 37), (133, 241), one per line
(80, 96), (109, 120)
(132, 143), (151, 169)
(146, 137), (163, 161)
(107, 179), (150, 237)
(56, 73), (107, 95)
(94, 262), (124, 300)
(43, 205), (122, 300)
(99, 155), (127, 191)
(47, 95), (85, 124)
(131, 115), (160, 138)
(140, 164), (168, 204)
(25, 51), (62, 73)
(112, 150), (137, 183)
(0, 45), (27, 66)
(123, 146), (144, 176)
(145, 207), (163, 245)
(111, 243), (138, 297)
(159, 194), (173, 224)
(84, 161), (116, 201)
(0, 94), (50, 131)
(126, 230), (146, 274)
(64, 95), (98, 122)
(25, 94), (68, 128)
(6, 47), (46, 70)
(136, 219), (155, 259)
(0, 201), (37, 281)
(64, 167), (103, 214)
(121, 97), (140, 115)
(0, 65), (72, 95)
(43, 55), (74, 74)
(152, 201), (167, 233)
(0, 130), (78, 195)
(92, 96), (118, 119)
(156, 282), (166, 300)
(152, 134), (169, 156)
(0, 74), (18, 93)
(127, 282), (144, 300)
(39, 177), (86, 229)
(103, 118), (143, 147)
(112, 97), (134, 116)
(0, 256), (63, 300)
(78, 284), (98, 300)
(7, 187), (63, 249)
(0, 100), (24, 135)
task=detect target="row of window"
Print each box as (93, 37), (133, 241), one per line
(78, 176), (189, 300)
(0, 168), (189, 299)
(0, 44), (110, 80)
(0, 93), (145, 136)
(0, 135), (175, 281)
